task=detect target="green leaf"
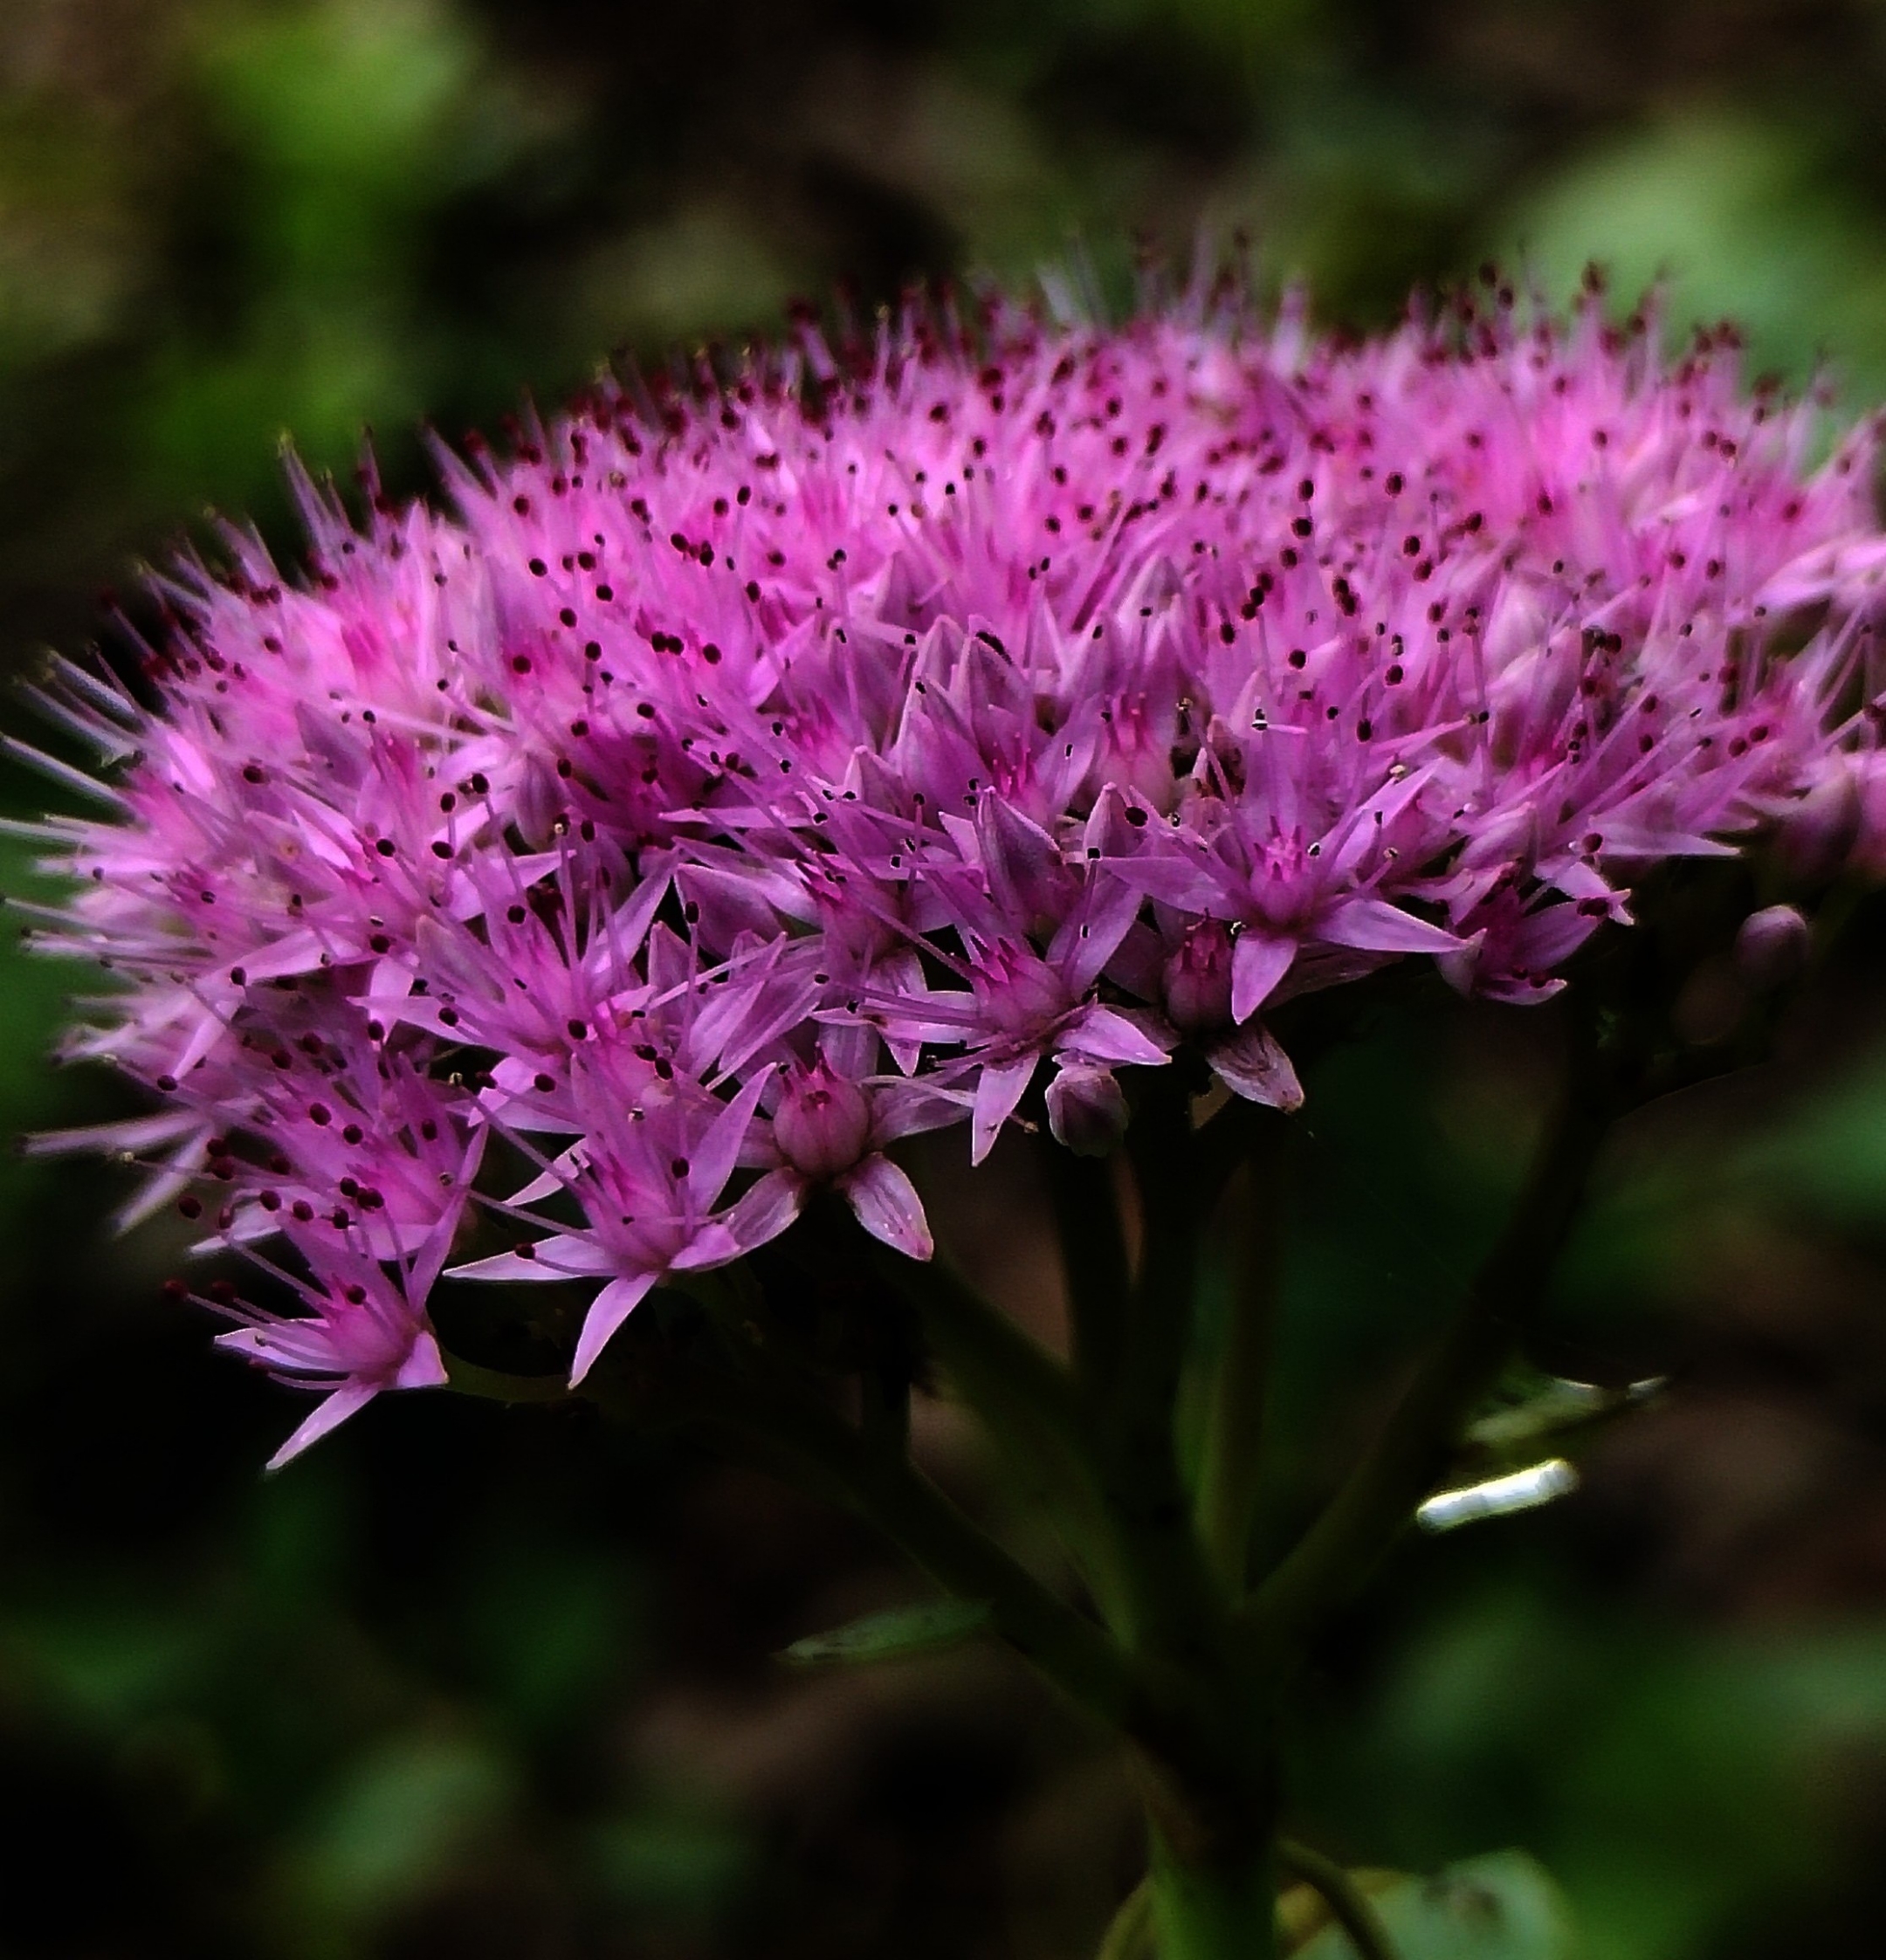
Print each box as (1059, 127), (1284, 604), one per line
(780, 1599), (992, 1668)
(1465, 1373), (1659, 1457)
(1293, 1852), (1575, 1960)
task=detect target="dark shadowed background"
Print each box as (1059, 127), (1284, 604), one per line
(7, 3), (1886, 1956)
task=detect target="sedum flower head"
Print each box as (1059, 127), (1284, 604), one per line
(19, 275), (1886, 1458)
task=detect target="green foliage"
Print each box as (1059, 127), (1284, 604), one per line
(780, 1598), (993, 1668)
(1295, 1853), (1574, 1960)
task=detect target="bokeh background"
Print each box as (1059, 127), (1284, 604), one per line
(9, 3), (1886, 1955)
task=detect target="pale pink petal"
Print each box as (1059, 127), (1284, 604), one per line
(1208, 1023), (1304, 1111)
(976, 790), (1066, 925)
(669, 1220), (743, 1271)
(1231, 929), (1297, 1023)
(451, 1234), (616, 1283)
(1318, 897), (1459, 955)
(868, 1078), (969, 1144)
(1057, 877), (1146, 994)
(720, 1168), (808, 1255)
(1061, 1003), (1170, 1067)
(839, 1154), (933, 1260)
(685, 1068), (774, 1212)
(970, 1052), (1039, 1164)
(391, 1326), (451, 1391)
(265, 1383), (379, 1472)
(569, 1271), (661, 1385)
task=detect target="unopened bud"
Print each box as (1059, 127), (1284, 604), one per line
(1163, 921), (1236, 1034)
(1779, 761), (1861, 883)
(1046, 1063), (1127, 1157)
(1208, 1022), (1304, 1111)
(513, 755), (563, 849)
(1848, 752), (1886, 881)
(1735, 904), (1809, 988)
(774, 1062), (872, 1180)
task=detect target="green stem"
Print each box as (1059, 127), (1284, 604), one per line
(891, 1249), (1088, 1462)
(441, 1357), (574, 1403)
(1195, 1123), (1290, 1593)
(1149, 1823), (1278, 1960)
(1108, 1074), (1230, 1657)
(1277, 1840), (1395, 1960)
(1042, 1139), (1132, 1396)
(699, 1372), (1143, 1731)
(880, 1247), (1136, 1624)
(1248, 1049), (1614, 1647)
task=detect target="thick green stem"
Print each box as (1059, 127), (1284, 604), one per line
(881, 1247), (1136, 1624)
(1042, 1139), (1132, 1396)
(1195, 1124), (1290, 1593)
(891, 1248), (1088, 1461)
(1107, 1075), (1232, 1657)
(1247, 1051), (1614, 1648)
(1149, 1824), (1278, 1960)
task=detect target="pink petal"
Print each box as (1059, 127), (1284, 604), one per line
(1058, 876), (1148, 994)
(1318, 897), (1459, 956)
(410, 1172), (479, 1301)
(569, 1271), (660, 1385)
(869, 1079), (969, 1144)
(669, 1220), (743, 1271)
(976, 790), (1066, 925)
(1231, 929), (1297, 1023)
(970, 1052), (1039, 1165)
(391, 1326), (451, 1391)
(1105, 851), (1222, 912)
(265, 1382), (379, 1472)
(1062, 1003), (1170, 1067)
(721, 1168), (808, 1255)
(451, 1234), (616, 1283)
(686, 1068), (774, 1211)
(1208, 1023), (1304, 1111)
(839, 1155), (933, 1260)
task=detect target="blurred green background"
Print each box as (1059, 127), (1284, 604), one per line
(10, 2), (1886, 1955)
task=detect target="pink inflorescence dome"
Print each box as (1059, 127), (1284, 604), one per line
(17, 276), (1886, 1461)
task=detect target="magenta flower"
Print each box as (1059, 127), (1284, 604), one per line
(747, 1024), (963, 1260)
(20, 278), (1886, 1457)
(454, 1047), (799, 1382)
(203, 1215), (459, 1468)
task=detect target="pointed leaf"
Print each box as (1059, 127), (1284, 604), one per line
(780, 1599), (992, 1669)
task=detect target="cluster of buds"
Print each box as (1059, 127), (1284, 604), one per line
(18, 277), (1886, 1460)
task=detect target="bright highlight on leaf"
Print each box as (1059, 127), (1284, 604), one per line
(1416, 1458), (1580, 1534)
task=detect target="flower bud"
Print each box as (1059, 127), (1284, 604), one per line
(513, 754), (564, 849)
(1735, 904), (1809, 989)
(1848, 752), (1886, 881)
(1207, 1022), (1304, 1111)
(1046, 1063), (1127, 1157)
(774, 1062), (873, 1180)
(1779, 761), (1861, 883)
(1163, 921), (1236, 1034)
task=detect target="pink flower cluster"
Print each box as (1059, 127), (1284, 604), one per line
(19, 280), (1886, 1461)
